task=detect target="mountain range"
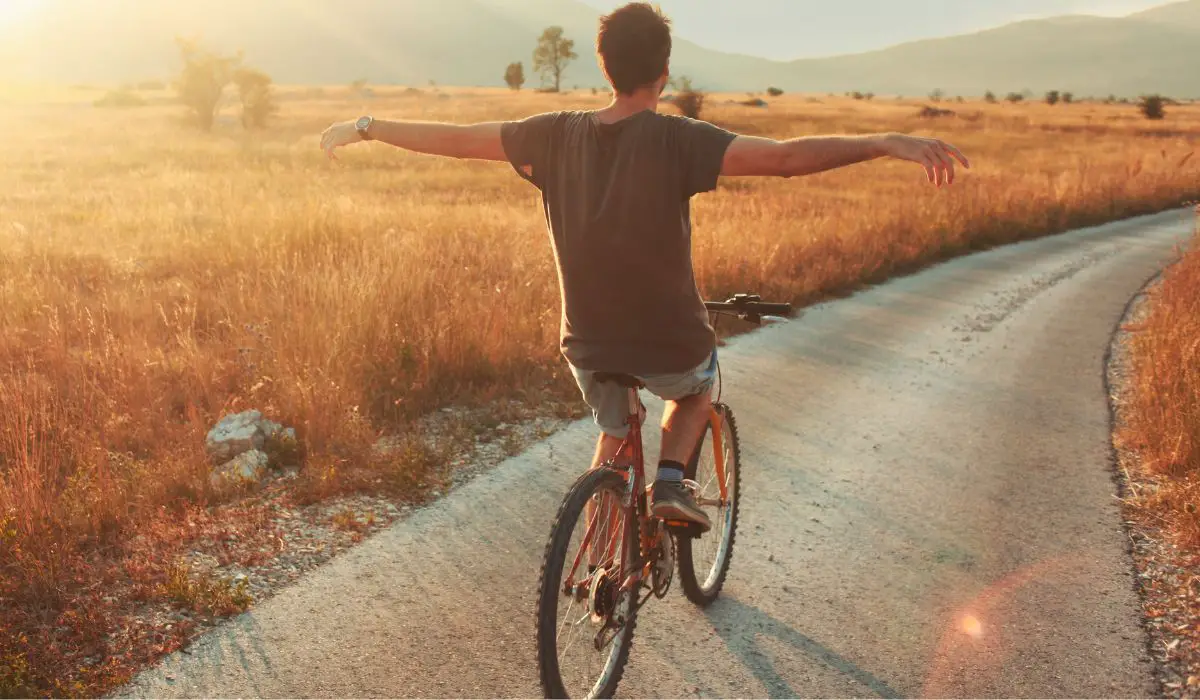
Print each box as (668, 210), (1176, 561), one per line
(1, 0), (1198, 97)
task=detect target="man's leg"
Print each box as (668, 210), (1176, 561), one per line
(659, 389), (713, 466)
(644, 353), (718, 531)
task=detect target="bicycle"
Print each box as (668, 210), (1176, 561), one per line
(534, 294), (793, 699)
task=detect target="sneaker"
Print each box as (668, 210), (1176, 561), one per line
(651, 481), (712, 533)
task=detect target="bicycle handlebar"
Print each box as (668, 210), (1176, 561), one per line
(703, 294), (793, 320)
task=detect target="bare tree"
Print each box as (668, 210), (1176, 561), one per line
(533, 26), (577, 92)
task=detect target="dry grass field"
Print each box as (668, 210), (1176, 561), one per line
(2, 84), (1200, 695)
(1121, 212), (1200, 549)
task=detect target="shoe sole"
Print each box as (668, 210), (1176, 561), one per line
(652, 502), (712, 533)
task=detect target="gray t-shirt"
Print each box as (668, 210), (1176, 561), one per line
(501, 109), (736, 375)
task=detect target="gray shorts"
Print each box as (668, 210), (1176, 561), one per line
(570, 352), (717, 438)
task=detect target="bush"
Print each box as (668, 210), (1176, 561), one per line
(1140, 94), (1166, 120)
(93, 89), (146, 108)
(1062, 92), (1073, 104)
(1045, 90), (1060, 106)
(984, 90), (997, 103)
(1005, 92), (1025, 103)
(671, 76), (705, 119)
(233, 68), (277, 129)
(766, 86), (783, 97)
(929, 88), (944, 102)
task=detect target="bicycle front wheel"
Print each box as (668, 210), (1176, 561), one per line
(535, 467), (640, 699)
(678, 403), (740, 606)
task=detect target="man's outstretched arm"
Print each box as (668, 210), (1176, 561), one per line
(320, 119), (507, 161)
(722, 133), (970, 187)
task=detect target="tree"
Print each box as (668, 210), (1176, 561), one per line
(1062, 92), (1074, 104)
(532, 26), (576, 92)
(504, 62), (525, 91)
(929, 88), (944, 103)
(1045, 90), (1060, 106)
(984, 90), (997, 103)
(671, 76), (705, 119)
(233, 67), (277, 129)
(1140, 94), (1166, 120)
(767, 86), (784, 97)
(1005, 92), (1025, 103)
(175, 37), (241, 131)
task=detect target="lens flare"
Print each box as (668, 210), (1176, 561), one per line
(962, 614), (983, 639)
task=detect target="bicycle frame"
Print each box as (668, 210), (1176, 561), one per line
(562, 385), (730, 601)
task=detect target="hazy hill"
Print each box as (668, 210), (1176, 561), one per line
(1, 0), (1198, 97)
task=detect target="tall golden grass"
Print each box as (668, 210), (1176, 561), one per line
(1, 87), (1199, 694)
(1120, 209), (1200, 548)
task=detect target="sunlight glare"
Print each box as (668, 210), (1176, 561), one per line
(0, 0), (39, 27)
(961, 614), (983, 639)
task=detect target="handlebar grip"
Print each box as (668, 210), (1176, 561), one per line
(754, 303), (793, 316)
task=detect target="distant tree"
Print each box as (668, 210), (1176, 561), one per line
(1045, 90), (1060, 106)
(767, 86), (784, 97)
(1005, 91), (1025, 103)
(233, 67), (277, 129)
(174, 37), (242, 131)
(865, 92), (875, 100)
(1140, 94), (1166, 120)
(984, 90), (997, 103)
(850, 91), (865, 100)
(929, 88), (944, 103)
(671, 76), (705, 119)
(504, 62), (525, 91)
(533, 26), (577, 93)
(1062, 91), (1074, 104)
(1104, 94), (1117, 104)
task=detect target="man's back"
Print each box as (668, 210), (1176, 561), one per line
(501, 109), (735, 375)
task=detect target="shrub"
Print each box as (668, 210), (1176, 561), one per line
(1140, 94), (1166, 120)
(766, 86), (783, 97)
(1005, 92), (1025, 103)
(929, 88), (944, 102)
(93, 89), (146, 108)
(671, 76), (705, 119)
(233, 67), (277, 129)
(504, 62), (525, 91)
(1062, 91), (1073, 104)
(984, 90), (997, 103)
(1045, 90), (1060, 106)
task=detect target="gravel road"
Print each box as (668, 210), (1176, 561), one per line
(123, 210), (1193, 698)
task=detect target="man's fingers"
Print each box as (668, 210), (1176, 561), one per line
(921, 159), (936, 184)
(940, 141), (971, 169)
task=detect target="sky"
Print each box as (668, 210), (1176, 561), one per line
(580, 0), (1174, 59)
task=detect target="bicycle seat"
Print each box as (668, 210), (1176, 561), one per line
(594, 372), (644, 389)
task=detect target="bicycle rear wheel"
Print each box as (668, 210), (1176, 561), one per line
(535, 467), (640, 699)
(677, 403), (740, 606)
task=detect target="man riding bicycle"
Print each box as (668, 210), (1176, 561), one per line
(321, 2), (968, 533)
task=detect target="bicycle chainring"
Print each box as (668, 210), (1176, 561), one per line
(652, 527), (675, 598)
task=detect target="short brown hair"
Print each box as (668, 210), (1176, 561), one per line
(597, 3), (672, 95)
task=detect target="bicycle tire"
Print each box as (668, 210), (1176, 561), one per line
(677, 403), (740, 607)
(535, 467), (640, 699)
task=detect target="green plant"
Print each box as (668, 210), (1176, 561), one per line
(161, 560), (252, 615)
(766, 87), (783, 97)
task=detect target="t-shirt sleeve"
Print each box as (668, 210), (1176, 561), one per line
(676, 117), (738, 198)
(500, 112), (560, 188)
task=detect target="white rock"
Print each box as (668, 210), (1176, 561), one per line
(211, 449), (270, 488)
(206, 410), (265, 462)
(260, 419), (284, 440)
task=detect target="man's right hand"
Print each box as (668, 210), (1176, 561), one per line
(320, 121), (363, 160)
(879, 133), (970, 187)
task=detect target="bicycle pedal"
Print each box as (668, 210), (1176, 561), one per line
(663, 520), (705, 539)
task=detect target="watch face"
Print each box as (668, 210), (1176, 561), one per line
(356, 116), (371, 130)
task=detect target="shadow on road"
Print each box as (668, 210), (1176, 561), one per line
(704, 595), (900, 699)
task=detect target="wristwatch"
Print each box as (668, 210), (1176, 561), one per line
(355, 116), (374, 141)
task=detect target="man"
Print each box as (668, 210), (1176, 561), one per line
(320, 2), (969, 532)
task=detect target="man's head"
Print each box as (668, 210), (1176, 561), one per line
(597, 3), (672, 96)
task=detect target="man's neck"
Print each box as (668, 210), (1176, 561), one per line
(596, 89), (659, 123)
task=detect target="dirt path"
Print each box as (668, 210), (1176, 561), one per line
(122, 210), (1193, 698)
